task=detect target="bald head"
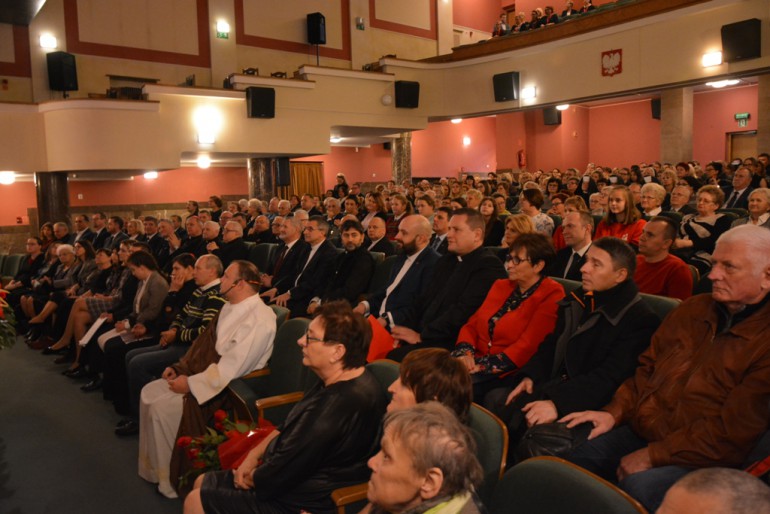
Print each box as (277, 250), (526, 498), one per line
(396, 214), (432, 255)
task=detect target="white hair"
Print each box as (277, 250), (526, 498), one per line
(717, 225), (770, 274)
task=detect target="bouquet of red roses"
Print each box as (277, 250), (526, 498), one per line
(177, 410), (275, 486)
(0, 289), (16, 351)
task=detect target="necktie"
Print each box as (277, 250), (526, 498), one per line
(726, 190), (738, 208)
(273, 245), (288, 276)
(564, 252), (581, 279)
(431, 235), (442, 250)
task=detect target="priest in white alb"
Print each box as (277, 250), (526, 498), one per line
(138, 260), (276, 498)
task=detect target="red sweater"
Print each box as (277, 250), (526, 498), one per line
(594, 219), (646, 247)
(456, 277), (564, 367)
(634, 254), (692, 301)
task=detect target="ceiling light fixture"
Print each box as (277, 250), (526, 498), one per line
(706, 79), (740, 88)
(451, 118), (462, 124)
(0, 171), (15, 185)
(197, 155), (211, 169)
(144, 171), (158, 180)
(556, 104), (570, 111)
(330, 136), (342, 143)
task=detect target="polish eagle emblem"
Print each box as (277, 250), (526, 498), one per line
(602, 49), (622, 76)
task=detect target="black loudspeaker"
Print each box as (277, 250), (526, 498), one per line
(651, 98), (661, 120)
(307, 12), (326, 45)
(275, 158), (291, 186)
(383, 142), (392, 151)
(395, 81), (420, 108)
(47, 51), (78, 92)
(543, 107), (562, 126)
(246, 87), (275, 118)
(493, 71), (520, 102)
(721, 19), (761, 62)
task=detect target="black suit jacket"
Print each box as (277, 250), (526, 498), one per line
(368, 238), (397, 257)
(73, 228), (95, 244)
(321, 246), (375, 304)
(390, 246), (507, 359)
(671, 205), (697, 216)
(549, 247), (588, 281)
(165, 235), (208, 273)
(249, 230), (277, 245)
(366, 247), (440, 325)
(723, 187), (754, 210)
(269, 239), (310, 295)
(213, 238), (249, 269)
(286, 239), (338, 313)
(145, 233), (170, 267)
(429, 234), (449, 256)
(104, 231), (128, 250)
(92, 228), (110, 249)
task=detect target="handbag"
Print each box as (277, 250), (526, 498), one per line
(514, 421), (590, 463)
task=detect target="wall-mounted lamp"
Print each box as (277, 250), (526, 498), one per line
(216, 20), (230, 39)
(39, 34), (57, 49)
(451, 118), (462, 124)
(0, 171), (15, 185)
(520, 86), (537, 100)
(194, 106), (222, 145)
(462, 136), (471, 147)
(701, 51), (723, 67)
(555, 104), (570, 111)
(143, 171), (158, 180)
(355, 17), (365, 30)
(197, 155), (212, 169)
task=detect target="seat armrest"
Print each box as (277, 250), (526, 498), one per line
(331, 483), (369, 514)
(256, 391), (304, 421)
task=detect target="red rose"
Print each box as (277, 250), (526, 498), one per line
(214, 422), (224, 431)
(192, 460), (207, 469)
(225, 430), (239, 440)
(213, 410), (227, 422)
(187, 448), (200, 460)
(176, 436), (193, 448)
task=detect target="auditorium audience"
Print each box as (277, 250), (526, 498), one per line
(639, 182), (666, 218)
(724, 166), (754, 210)
(563, 225), (770, 512)
(668, 184), (696, 215)
(367, 216), (397, 256)
(429, 207), (451, 255)
(549, 211), (593, 280)
(480, 196), (505, 247)
(519, 188), (555, 236)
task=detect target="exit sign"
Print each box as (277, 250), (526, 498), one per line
(734, 112), (750, 120)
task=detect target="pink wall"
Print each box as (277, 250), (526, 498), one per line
(495, 111), (527, 169)
(587, 100), (660, 168)
(693, 85), (758, 165)
(295, 145), (392, 191)
(412, 117), (498, 177)
(68, 167), (249, 207)
(0, 181), (37, 226)
(523, 106), (590, 171)
(453, 0), (502, 31)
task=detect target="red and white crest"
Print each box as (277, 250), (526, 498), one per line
(601, 49), (622, 76)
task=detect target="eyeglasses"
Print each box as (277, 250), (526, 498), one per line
(300, 329), (334, 347)
(505, 255), (530, 265)
(551, 201), (563, 206)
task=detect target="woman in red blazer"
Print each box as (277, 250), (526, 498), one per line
(453, 233), (564, 403)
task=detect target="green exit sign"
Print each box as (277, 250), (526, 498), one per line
(216, 32), (229, 39)
(735, 112), (750, 120)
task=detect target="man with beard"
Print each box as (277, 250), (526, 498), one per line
(354, 215), (440, 360)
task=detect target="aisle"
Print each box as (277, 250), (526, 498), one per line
(0, 338), (180, 514)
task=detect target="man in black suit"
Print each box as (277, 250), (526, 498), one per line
(162, 216), (208, 273)
(208, 195), (223, 223)
(272, 216), (337, 316)
(259, 215), (309, 302)
(91, 212), (110, 249)
(549, 211), (593, 281)
(300, 194), (322, 217)
(562, 1), (579, 17)
(367, 216), (397, 256)
(387, 208), (507, 361)
(723, 167), (754, 210)
(247, 215), (277, 244)
(307, 219), (375, 315)
(142, 216), (169, 267)
(72, 214), (95, 244)
(209, 221), (249, 269)
(104, 216), (129, 250)
(428, 207), (451, 255)
(52, 221), (73, 245)
(355, 215), (439, 327)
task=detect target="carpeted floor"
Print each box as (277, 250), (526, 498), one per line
(0, 338), (180, 514)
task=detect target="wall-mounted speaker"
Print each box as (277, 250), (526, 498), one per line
(543, 107), (562, 126)
(383, 142), (392, 151)
(395, 81), (420, 108)
(721, 18), (761, 62)
(47, 51), (78, 92)
(307, 12), (326, 45)
(651, 98), (661, 120)
(246, 87), (275, 119)
(275, 158), (291, 186)
(493, 71), (520, 102)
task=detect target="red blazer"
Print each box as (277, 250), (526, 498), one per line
(594, 219), (646, 247)
(456, 277), (564, 367)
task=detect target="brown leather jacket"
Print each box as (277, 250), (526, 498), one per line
(605, 293), (770, 468)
